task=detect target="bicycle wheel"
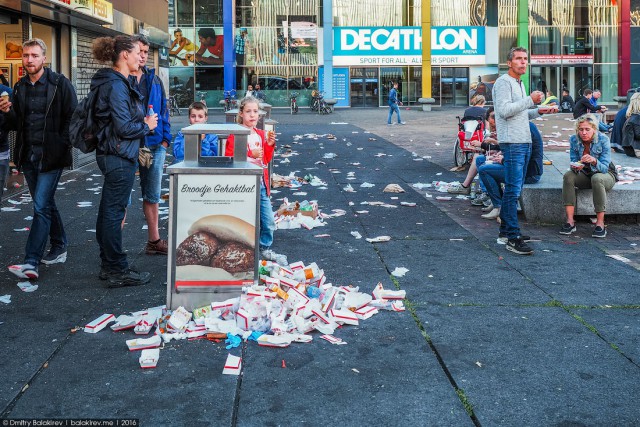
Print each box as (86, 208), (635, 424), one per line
(454, 138), (466, 167)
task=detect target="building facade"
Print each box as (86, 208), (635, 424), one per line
(0, 0), (170, 168)
(168, 1), (633, 109)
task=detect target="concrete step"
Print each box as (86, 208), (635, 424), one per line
(522, 150), (640, 223)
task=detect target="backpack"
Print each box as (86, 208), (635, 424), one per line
(69, 87), (100, 153)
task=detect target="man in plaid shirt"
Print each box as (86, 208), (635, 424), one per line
(235, 28), (248, 66)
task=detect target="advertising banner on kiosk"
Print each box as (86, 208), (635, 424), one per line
(174, 174), (257, 288)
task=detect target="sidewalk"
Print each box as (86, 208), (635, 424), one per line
(0, 107), (639, 425)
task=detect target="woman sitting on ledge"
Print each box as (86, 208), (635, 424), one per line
(559, 114), (617, 238)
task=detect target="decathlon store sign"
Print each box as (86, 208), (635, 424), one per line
(333, 26), (486, 66)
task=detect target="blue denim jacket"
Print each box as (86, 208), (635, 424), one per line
(569, 132), (611, 174)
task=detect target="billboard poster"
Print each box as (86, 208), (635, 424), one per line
(332, 26), (486, 66)
(469, 66), (499, 104)
(174, 174), (258, 288)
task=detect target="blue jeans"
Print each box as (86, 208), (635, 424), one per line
(96, 154), (137, 272)
(499, 143), (531, 239)
(259, 185), (275, 250)
(475, 155), (487, 193)
(479, 161), (505, 208)
(139, 145), (166, 204)
(21, 160), (66, 265)
(0, 157), (8, 199)
(388, 103), (402, 124)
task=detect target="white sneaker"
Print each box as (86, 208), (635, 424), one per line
(481, 207), (501, 219)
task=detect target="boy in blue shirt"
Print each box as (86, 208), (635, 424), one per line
(173, 101), (219, 162)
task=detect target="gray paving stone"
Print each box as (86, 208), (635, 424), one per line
(415, 305), (640, 426)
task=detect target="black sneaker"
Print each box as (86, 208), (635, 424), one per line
(106, 269), (151, 288)
(41, 247), (67, 265)
(506, 238), (533, 255)
(559, 223), (577, 235)
(498, 233), (531, 244)
(592, 226), (607, 238)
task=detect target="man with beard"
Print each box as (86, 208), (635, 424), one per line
(0, 38), (77, 279)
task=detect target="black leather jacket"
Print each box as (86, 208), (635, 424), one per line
(91, 68), (149, 161)
(0, 68), (77, 172)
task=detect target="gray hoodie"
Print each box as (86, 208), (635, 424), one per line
(492, 73), (541, 144)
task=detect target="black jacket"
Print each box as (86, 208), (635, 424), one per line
(573, 97), (601, 119)
(622, 113), (640, 150)
(0, 68), (77, 172)
(91, 68), (149, 161)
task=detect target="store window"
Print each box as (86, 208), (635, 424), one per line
(530, 27), (561, 56)
(176, 0), (194, 25)
(594, 64), (618, 102)
(592, 32), (617, 64)
(196, 0), (223, 26)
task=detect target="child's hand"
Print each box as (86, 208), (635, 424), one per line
(251, 147), (263, 159)
(266, 130), (276, 146)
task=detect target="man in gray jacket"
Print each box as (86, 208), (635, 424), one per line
(493, 47), (556, 255)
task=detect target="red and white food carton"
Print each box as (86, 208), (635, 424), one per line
(126, 335), (162, 351)
(257, 334), (292, 348)
(354, 306), (379, 320)
(288, 261), (305, 271)
(329, 308), (359, 326)
(235, 308), (252, 331)
(223, 354), (242, 375)
(139, 348), (160, 369)
(168, 306), (192, 331)
(372, 282), (406, 300)
(84, 314), (115, 334)
(287, 286), (309, 306)
(110, 315), (138, 332)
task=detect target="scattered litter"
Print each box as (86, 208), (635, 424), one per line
(607, 254), (631, 263)
(77, 201), (93, 208)
(351, 231), (362, 239)
(374, 153), (387, 157)
(360, 182), (375, 188)
(383, 184), (404, 193)
(343, 184), (356, 192)
(0, 295), (11, 304)
(391, 267), (409, 277)
(222, 354), (242, 375)
(355, 210), (369, 214)
(323, 153), (337, 159)
(412, 183), (432, 189)
(449, 238), (464, 241)
(435, 196), (452, 201)
(139, 348), (160, 369)
(320, 334), (347, 345)
(314, 234), (331, 238)
(352, 368), (360, 373)
(372, 282), (406, 299)
(85, 314), (115, 333)
(292, 192), (308, 196)
(17, 282), (38, 292)
(126, 335), (162, 351)
(400, 202), (416, 207)
(365, 236), (391, 243)
(476, 361), (483, 368)
(1, 207), (20, 212)
(13, 227), (29, 232)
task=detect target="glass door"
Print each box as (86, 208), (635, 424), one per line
(440, 68), (469, 106)
(350, 67), (379, 107)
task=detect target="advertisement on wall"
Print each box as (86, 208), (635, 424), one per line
(530, 55), (594, 65)
(318, 67), (349, 107)
(469, 66), (499, 104)
(332, 26), (486, 66)
(174, 174), (258, 288)
(48, 0), (113, 24)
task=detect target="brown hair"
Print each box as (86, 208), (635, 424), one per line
(188, 101), (208, 116)
(92, 35), (137, 65)
(236, 96), (260, 124)
(22, 38), (47, 55)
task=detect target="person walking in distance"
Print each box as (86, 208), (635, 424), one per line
(492, 47), (556, 255)
(91, 35), (158, 287)
(387, 82), (405, 125)
(0, 38), (77, 279)
(0, 74), (12, 203)
(131, 34), (171, 255)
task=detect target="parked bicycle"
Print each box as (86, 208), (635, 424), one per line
(310, 91), (332, 115)
(290, 91), (299, 114)
(224, 89), (238, 111)
(167, 94), (181, 117)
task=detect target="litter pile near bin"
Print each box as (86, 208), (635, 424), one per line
(82, 259), (406, 371)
